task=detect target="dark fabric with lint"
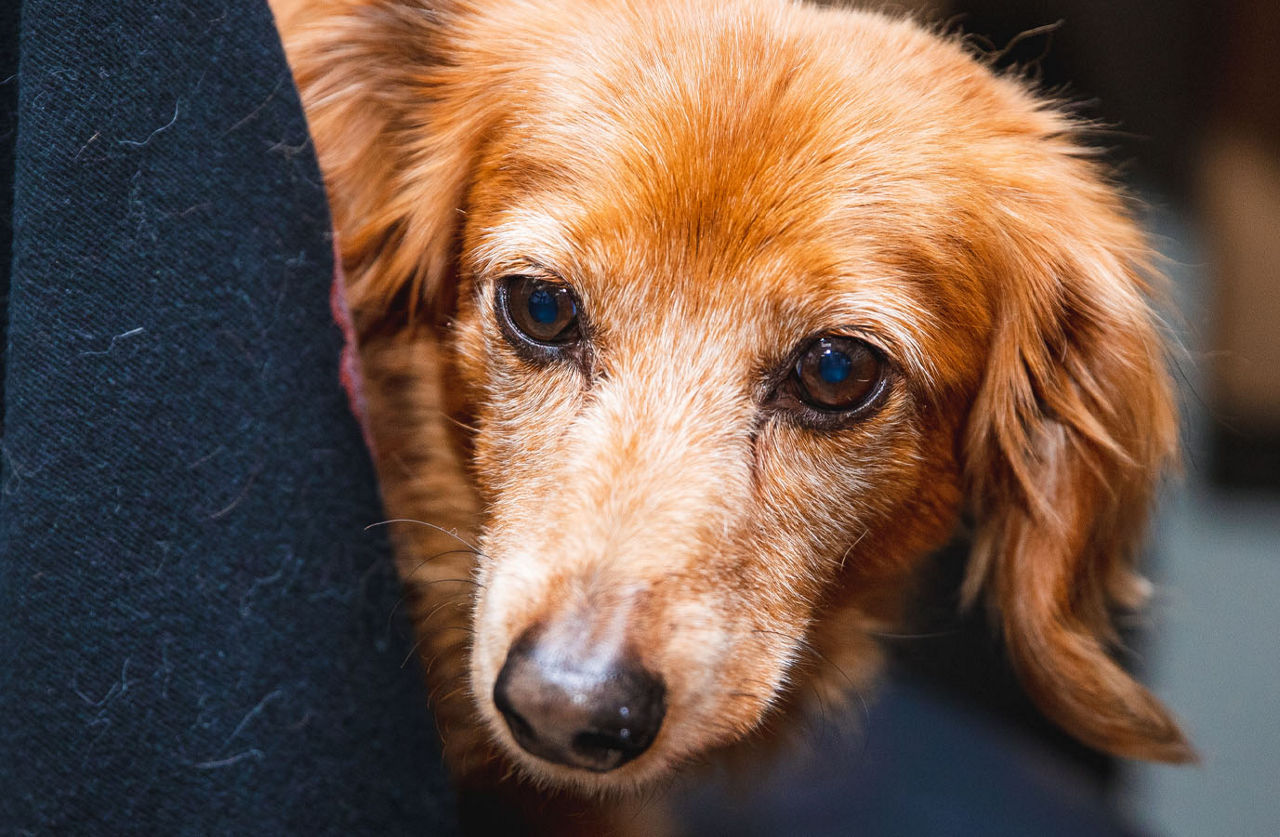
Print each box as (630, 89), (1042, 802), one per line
(0, 1), (457, 832)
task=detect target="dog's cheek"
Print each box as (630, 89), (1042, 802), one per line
(747, 404), (965, 625)
(446, 300), (488, 395)
(454, 334), (588, 507)
(757, 419), (918, 561)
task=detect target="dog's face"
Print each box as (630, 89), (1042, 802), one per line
(449, 29), (991, 787)
(284, 0), (1192, 793)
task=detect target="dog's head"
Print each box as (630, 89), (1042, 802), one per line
(286, 0), (1191, 792)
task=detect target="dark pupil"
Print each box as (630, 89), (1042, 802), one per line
(528, 287), (559, 324)
(817, 348), (852, 384)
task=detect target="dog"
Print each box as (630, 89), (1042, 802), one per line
(273, 0), (1192, 830)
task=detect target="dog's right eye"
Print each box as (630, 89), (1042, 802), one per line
(496, 275), (582, 358)
(766, 334), (890, 428)
(793, 336), (883, 412)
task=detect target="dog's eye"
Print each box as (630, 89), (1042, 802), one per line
(792, 336), (884, 412)
(498, 275), (582, 351)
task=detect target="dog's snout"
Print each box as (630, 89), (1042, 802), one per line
(493, 631), (666, 773)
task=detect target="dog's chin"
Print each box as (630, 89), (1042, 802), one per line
(486, 724), (676, 796)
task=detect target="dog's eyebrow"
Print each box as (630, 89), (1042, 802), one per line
(814, 286), (941, 384)
(467, 216), (583, 283)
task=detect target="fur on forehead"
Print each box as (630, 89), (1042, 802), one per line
(452, 10), (1077, 397)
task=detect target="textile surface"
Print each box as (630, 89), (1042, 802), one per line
(0, 1), (457, 832)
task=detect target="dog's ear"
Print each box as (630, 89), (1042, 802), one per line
(961, 158), (1193, 763)
(279, 0), (491, 327)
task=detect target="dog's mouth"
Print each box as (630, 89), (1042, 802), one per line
(490, 627), (668, 773)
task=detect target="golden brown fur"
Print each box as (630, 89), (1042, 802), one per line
(273, 0), (1191, 828)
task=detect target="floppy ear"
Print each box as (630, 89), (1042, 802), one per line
(961, 162), (1192, 763)
(278, 0), (492, 327)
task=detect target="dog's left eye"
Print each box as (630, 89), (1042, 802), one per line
(497, 275), (582, 356)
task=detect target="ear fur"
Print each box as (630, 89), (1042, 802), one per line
(962, 153), (1192, 762)
(278, 0), (491, 327)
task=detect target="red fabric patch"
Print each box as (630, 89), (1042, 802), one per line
(330, 245), (376, 455)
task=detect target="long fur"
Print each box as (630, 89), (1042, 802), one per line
(274, 0), (1191, 829)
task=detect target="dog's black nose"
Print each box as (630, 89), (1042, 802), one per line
(493, 632), (666, 772)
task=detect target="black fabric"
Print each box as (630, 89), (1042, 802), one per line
(1, 0), (18, 415)
(0, 2), (457, 832)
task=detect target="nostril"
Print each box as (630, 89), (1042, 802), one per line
(572, 723), (646, 762)
(573, 729), (634, 759)
(492, 633), (666, 773)
(492, 652), (539, 755)
(572, 672), (666, 765)
(496, 699), (535, 745)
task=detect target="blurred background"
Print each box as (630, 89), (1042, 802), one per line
(678, 1), (1279, 834)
